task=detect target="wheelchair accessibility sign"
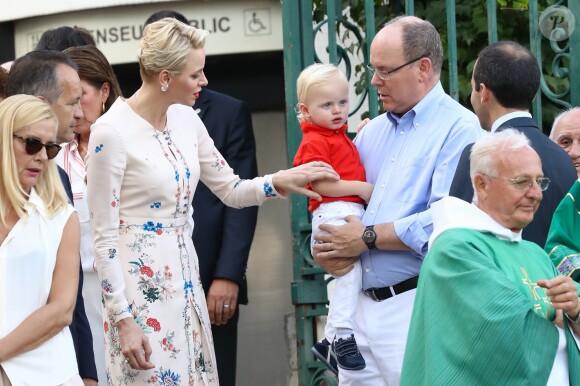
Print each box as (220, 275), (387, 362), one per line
(244, 8), (271, 36)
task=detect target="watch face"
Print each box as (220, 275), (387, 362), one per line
(363, 229), (376, 243)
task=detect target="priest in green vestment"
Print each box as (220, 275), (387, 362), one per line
(401, 130), (580, 386)
(546, 179), (580, 282)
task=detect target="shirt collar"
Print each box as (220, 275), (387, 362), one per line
(300, 121), (348, 136)
(386, 81), (444, 127)
(491, 111), (532, 132)
(25, 187), (48, 220)
(430, 196), (523, 246)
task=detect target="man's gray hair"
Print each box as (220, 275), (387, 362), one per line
(5, 50), (77, 103)
(550, 106), (580, 140)
(470, 129), (532, 202)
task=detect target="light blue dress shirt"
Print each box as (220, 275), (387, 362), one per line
(354, 82), (483, 288)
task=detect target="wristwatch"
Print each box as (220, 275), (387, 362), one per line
(362, 225), (377, 250)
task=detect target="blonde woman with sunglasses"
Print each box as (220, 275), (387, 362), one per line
(0, 95), (82, 386)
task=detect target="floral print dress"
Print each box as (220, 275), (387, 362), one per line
(86, 98), (279, 385)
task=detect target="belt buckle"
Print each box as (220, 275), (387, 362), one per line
(364, 288), (379, 301)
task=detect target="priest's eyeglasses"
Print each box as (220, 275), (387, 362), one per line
(488, 175), (551, 191)
(366, 52), (430, 81)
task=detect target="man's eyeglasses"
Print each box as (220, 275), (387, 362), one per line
(487, 175), (551, 192)
(13, 134), (61, 160)
(366, 52), (431, 81)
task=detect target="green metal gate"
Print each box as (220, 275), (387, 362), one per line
(282, 1), (580, 384)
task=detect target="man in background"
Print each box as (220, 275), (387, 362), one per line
(549, 107), (580, 178)
(449, 40), (577, 247)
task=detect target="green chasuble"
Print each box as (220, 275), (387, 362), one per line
(401, 228), (580, 386)
(546, 179), (580, 282)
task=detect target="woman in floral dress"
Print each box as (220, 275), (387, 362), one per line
(86, 18), (337, 385)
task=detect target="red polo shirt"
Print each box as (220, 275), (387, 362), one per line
(292, 122), (366, 212)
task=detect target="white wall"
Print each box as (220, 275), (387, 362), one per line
(11, 0), (282, 64)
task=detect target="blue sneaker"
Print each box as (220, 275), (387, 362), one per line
(331, 334), (366, 371)
(311, 338), (339, 375)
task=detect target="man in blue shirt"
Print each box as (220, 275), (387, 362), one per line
(313, 16), (481, 385)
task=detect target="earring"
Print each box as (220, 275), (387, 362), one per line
(161, 84), (169, 92)
(102, 102), (106, 113)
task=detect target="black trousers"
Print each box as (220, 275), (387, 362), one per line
(212, 307), (240, 386)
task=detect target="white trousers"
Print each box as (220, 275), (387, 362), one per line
(311, 202), (365, 340)
(339, 289), (416, 386)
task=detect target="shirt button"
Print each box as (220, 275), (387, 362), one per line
(415, 122), (420, 127)
(370, 210), (375, 214)
(365, 268), (370, 272)
(391, 157), (395, 162)
(400, 131), (405, 135)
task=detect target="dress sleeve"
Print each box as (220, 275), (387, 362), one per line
(195, 117), (282, 206)
(86, 123), (131, 323)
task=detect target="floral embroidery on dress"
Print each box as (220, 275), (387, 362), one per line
(146, 317), (161, 332)
(153, 128), (192, 219)
(127, 301), (155, 333)
(183, 280), (193, 296)
(104, 317), (121, 357)
(150, 201), (162, 209)
(129, 257), (176, 303)
(111, 188), (120, 208)
(126, 233), (156, 253)
(264, 181), (278, 198)
(108, 248), (117, 259)
(146, 368), (181, 385)
(95, 144), (104, 153)
(160, 331), (180, 358)
(210, 151), (226, 171)
(101, 279), (113, 295)
(143, 221), (164, 233)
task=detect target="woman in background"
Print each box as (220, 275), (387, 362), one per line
(58, 45), (122, 386)
(0, 95), (81, 385)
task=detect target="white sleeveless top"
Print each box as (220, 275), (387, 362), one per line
(0, 189), (78, 385)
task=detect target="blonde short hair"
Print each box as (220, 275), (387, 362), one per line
(296, 63), (348, 122)
(0, 95), (68, 224)
(138, 17), (209, 81)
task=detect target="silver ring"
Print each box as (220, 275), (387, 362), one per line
(124, 357), (130, 364)
(223, 304), (230, 308)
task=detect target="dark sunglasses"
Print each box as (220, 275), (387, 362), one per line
(13, 134), (61, 160)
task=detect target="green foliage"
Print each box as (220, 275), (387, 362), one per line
(311, 0), (572, 131)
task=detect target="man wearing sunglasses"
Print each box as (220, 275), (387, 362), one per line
(312, 16), (481, 386)
(5, 51), (98, 385)
(449, 41), (577, 248)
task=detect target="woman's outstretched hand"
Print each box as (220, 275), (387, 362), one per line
(272, 161), (339, 200)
